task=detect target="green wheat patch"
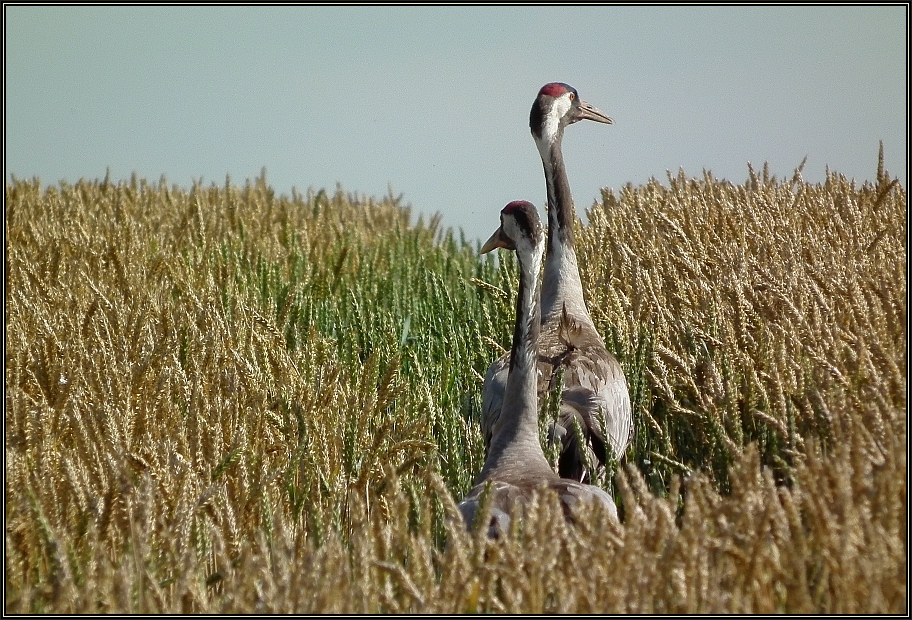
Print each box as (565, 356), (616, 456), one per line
(5, 150), (906, 612)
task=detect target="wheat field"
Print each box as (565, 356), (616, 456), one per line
(5, 148), (906, 613)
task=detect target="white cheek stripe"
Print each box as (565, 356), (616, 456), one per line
(539, 93), (573, 146)
(542, 114), (561, 144)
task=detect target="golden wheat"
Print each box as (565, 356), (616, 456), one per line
(5, 154), (906, 612)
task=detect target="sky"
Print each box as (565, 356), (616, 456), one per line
(5, 6), (907, 243)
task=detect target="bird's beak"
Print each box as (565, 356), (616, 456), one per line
(480, 226), (513, 254)
(574, 100), (613, 125)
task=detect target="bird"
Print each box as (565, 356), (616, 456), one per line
(459, 201), (617, 537)
(481, 83), (632, 483)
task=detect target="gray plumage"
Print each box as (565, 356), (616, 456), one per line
(481, 83), (632, 483)
(460, 201), (617, 537)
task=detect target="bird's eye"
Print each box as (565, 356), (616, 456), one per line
(569, 92), (576, 101)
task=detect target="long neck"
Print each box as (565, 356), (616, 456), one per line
(537, 133), (595, 327)
(478, 245), (552, 480)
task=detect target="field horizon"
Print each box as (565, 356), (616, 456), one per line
(5, 152), (906, 613)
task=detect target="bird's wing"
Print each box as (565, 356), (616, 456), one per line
(550, 478), (619, 522)
(539, 311), (632, 477)
(458, 478), (618, 537)
(558, 346), (632, 460)
(481, 315), (632, 475)
(457, 479), (526, 537)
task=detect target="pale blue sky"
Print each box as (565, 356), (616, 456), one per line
(6, 6), (907, 242)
